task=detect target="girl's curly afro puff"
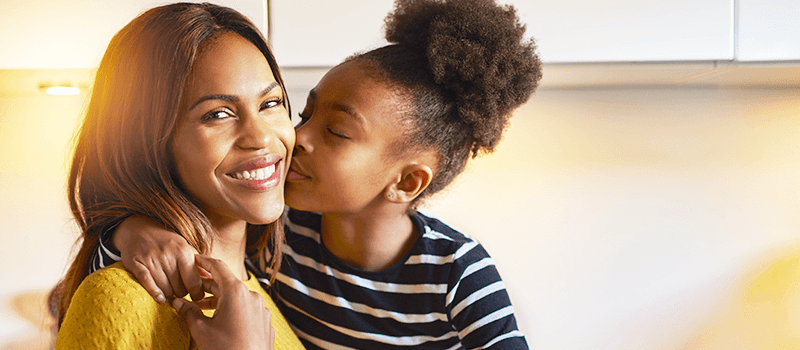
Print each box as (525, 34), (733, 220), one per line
(348, 0), (542, 203)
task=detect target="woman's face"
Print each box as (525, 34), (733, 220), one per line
(285, 61), (408, 214)
(172, 33), (294, 227)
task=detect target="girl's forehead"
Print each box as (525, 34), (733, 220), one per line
(316, 62), (404, 109)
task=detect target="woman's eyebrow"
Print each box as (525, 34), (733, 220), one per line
(189, 82), (280, 111)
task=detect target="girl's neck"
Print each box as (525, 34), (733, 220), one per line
(320, 209), (418, 272)
(207, 217), (249, 280)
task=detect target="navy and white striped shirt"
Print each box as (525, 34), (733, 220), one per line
(93, 208), (527, 349)
(267, 208), (527, 349)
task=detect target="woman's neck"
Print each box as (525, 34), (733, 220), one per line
(207, 218), (249, 280)
(320, 208), (417, 272)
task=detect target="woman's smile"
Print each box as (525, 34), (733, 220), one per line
(226, 156), (283, 191)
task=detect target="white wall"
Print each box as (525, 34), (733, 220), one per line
(2, 79), (798, 349)
(422, 87), (800, 349)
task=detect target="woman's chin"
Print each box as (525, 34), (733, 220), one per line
(246, 205), (285, 225)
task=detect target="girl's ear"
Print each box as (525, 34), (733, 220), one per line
(385, 163), (433, 203)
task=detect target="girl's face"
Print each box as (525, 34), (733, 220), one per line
(285, 61), (407, 214)
(172, 33), (294, 227)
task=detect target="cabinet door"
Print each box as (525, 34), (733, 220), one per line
(737, 0), (800, 61)
(270, 0), (733, 66)
(514, 0), (734, 62)
(270, 0), (395, 67)
(0, 0), (266, 69)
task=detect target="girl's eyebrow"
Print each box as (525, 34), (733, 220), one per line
(189, 81), (279, 111)
(308, 89), (365, 126)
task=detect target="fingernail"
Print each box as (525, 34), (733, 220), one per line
(172, 298), (182, 311)
(155, 294), (166, 303)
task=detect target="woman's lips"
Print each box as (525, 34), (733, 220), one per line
(226, 157), (282, 191)
(228, 163), (276, 181)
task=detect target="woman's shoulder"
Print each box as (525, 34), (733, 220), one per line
(77, 262), (155, 302)
(56, 262), (190, 350)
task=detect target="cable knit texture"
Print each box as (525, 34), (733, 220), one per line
(55, 262), (304, 350)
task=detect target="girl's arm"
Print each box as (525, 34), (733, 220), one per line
(97, 215), (203, 303)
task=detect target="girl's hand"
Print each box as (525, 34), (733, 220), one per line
(172, 255), (275, 350)
(114, 215), (204, 302)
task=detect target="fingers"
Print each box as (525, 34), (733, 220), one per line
(172, 298), (209, 335)
(269, 324), (276, 350)
(144, 258), (176, 300)
(116, 215), (203, 302)
(194, 255), (240, 291)
(193, 296), (219, 310)
(169, 266), (189, 298)
(165, 243), (201, 298)
(128, 260), (167, 303)
(178, 252), (204, 302)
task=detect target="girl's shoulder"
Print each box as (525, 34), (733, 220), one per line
(412, 212), (490, 259)
(413, 212), (475, 244)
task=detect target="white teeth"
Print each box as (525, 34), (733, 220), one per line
(230, 164), (276, 181)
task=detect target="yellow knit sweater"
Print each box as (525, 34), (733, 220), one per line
(55, 262), (304, 350)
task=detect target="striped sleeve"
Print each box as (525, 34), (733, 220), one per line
(90, 229), (123, 273)
(433, 221), (528, 349)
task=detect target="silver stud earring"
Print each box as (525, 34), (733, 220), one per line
(387, 193), (394, 199)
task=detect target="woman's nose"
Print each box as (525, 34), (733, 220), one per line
(238, 113), (274, 150)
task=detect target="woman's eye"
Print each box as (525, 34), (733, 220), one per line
(201, 109), (233, 121)
(261, 98), (283, 110)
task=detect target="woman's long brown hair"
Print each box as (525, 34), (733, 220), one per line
(49, 2), (289, 327)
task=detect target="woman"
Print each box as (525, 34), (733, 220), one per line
(48, 3), (304, 349)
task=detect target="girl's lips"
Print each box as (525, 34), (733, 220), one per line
(287, 169), (306, 181)
(286, 163), (310, 181)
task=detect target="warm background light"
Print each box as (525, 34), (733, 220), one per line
(43, 86), (80, 96)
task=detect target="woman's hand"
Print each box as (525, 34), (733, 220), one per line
(172, 255), (275, 350)
(114, 215), (204, 302)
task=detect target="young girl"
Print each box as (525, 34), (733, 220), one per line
(97, 0), (542, 348)
(49, 3), (304, 349)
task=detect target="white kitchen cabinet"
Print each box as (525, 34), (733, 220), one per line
(269, 0), (395, 67)
(0, 0), (266, 69)
(270, 0), (734, 66)
(737, 0), (800, 61)
(512, 0), (733, 62)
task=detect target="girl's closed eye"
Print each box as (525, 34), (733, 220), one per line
(326, 128), (349, 139)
